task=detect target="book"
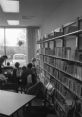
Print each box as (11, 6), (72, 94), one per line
(54, 32), (63, 37)
(68, 79), (73, 91)
(55, 39), (63, 47)
(65, 47), (71, 59)
(73, 80), (77, 93)
(68, 26), (78, 33)
(45, 42), (49, 48)
(49, 40), (54, 50)
(76, 82), (81, 97)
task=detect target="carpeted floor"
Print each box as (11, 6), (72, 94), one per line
(24, 97), (58, 117)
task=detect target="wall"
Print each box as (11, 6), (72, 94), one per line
(41, 0), (82, 36)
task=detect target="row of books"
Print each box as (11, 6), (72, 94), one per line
(55, 101), (66, 117)
(50, 75), (75, 101)
(53, 89), (74, 113)
(39, 25), (78, 42)
(40, 47), (78, 60)
(44, 71), (82, 115)
(44, 63), (82, 98)
(39, 17), (82, 42)
(54, 90), (65, 107)
(58, 71), (82, 97)
(39, 54), (44, 67)
(44, 56), (82, 81)
(44, 71), (51, 85)
(40, 39), (63, 49)
(53, 80), (71, 99)
(40, 31), (63, 41)
(63, 25), (78, 34)
(43, 70), (82, 115)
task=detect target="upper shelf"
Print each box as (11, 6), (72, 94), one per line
(37, 16), (82, 44)
(37, 29), (82, 44)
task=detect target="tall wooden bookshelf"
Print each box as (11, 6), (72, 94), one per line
(37, 16), (82, 117)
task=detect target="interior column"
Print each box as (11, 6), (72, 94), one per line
(27, 27), (39, 63)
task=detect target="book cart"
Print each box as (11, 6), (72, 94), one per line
(37, 16), (82, 117)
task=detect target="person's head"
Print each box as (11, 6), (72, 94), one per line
(32, 58), (36, 62)
(27, 63), (32, 69)
(22, 66), (27, 71)
(7, 62), (10, 66)
(2, 55), (8, 60)
(32, 58), (36, 63)
(15, 62), (20, 68)
(32, 58), (36, 66)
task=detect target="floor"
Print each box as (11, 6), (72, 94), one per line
(19, 89), (58, 117)
(24, 98), (58, 117)
(14, 96), (58, 117)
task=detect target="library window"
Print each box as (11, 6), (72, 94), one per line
(0, 28), (27, 65)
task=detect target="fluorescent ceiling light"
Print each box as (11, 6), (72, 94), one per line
(0, 0), (19, 13)
(7, 20), (19, 25)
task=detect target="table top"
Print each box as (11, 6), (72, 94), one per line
(0, 90), (35, 116)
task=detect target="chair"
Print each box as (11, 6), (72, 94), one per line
(25, 82), (56, 117)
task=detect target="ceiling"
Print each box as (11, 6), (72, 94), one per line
(0, 0), (64, 27)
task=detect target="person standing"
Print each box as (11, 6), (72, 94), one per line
(13, 62), (21, 92)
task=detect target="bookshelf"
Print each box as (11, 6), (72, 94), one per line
(37, 16), (82, 117)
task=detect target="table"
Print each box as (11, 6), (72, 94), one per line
(0, 90), (35, 116)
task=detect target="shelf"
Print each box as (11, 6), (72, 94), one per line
(43, 54), (82, 65)
(39, 66), (82, 100)
(37, 29), (82, 44)
(54, 88), (74, 108)
(55, 88), (66, 99)
(37, 17), (82, 116)
(44, 62), (82, 83)
(55, 97), (66, 112)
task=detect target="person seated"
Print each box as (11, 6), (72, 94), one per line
(26, 81), (46, 98)
(0, 68), (8, 88)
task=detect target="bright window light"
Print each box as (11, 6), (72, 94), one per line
(7, 20), (19, 25)
(0, 0), (19, 13)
